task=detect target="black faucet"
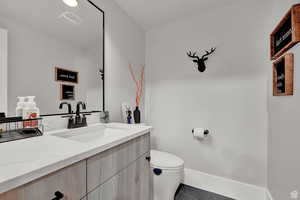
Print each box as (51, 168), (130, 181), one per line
(59, 102), (89, 129)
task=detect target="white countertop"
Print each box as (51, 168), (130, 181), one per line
(0, 123), (152, 194)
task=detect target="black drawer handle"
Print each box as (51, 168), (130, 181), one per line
(145, 156), (151, 162)
(52, 191), (64, 200)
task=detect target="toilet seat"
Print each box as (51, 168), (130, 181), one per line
(151, 150), (184, 170)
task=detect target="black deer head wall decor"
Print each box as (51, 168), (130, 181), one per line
(187, 47), (216, 72)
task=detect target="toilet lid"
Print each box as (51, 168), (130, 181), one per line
(150, 150), (184, 169)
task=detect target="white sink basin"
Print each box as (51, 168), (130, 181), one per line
(51, 124), (128, 143)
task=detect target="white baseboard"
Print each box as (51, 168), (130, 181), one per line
(265, 189), (274, 200)
(183, 168), (267, 200)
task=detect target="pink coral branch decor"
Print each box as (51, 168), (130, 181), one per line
(128, 64), (145, 107)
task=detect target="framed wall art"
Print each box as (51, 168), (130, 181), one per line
(273, 53), (294, 96)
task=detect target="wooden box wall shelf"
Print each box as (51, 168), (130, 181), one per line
(270, 4), (300, 60)
(273, 53), (294, 96)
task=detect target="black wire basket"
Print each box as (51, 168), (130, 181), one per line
(0, 117), (44, 143)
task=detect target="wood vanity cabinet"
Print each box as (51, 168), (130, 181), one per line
(0, 133), (152, 200)
(0, 160), (87, 200)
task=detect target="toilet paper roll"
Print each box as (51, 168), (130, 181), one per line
(192, 128), (209, 139)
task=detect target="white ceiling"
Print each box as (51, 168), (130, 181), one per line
(114, 0), (237, 30)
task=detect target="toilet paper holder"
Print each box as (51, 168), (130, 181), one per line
(192, 129), (209, 135)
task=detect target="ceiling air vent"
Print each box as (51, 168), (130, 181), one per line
(59, 11), (82, 25)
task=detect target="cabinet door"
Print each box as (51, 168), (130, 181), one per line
(83, 175), (117, 200)
(0, 160), (87, 200)
(84, 152), (152, 200)
(87, 133), (150, 193)
(118, 151), (151, 200)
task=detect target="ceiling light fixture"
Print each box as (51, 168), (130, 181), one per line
(62, 0), (78, 7)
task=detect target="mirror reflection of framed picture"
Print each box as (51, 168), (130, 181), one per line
(55, 67), (79, 84)
(60, 84), (75, 100)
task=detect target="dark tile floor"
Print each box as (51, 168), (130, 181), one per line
(175, 184), (235, 200)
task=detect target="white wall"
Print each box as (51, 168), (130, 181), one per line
(0, 28), (7, 113)
(146, 0), (271, 187)
(92, 0), (146, 122)
(267, 1), (300, 199)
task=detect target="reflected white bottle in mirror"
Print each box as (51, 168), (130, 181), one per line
(22, 96), (40, 128)
(16, 97), (26, 117)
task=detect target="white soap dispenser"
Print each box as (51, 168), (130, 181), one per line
(16, 97), (26, 117)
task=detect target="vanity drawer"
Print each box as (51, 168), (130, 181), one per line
(0, 160), (86, 200)
(87, 133), (150, 192)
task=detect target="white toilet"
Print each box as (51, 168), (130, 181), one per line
(150, 150), (184, 200)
